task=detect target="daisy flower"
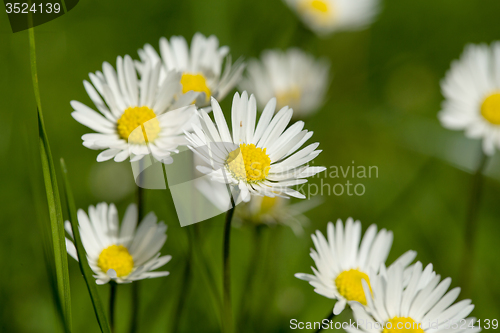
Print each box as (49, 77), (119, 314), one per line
(348, 262), (480, 333)
(65, 203), (171, 284)
(71, 55), (198, 163)
(295, 218), (417, 314)
(235, 196), (322, 235)
(439, 42), (500, 155)
(186, 91), (326, 201)
(283, 0), (380, 36)
(138, 33), (245, 107)
(239, 48), (330, 119)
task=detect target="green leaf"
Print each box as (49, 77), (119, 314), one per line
(60, 158), (112, 333)
(30, 27), (72, 332)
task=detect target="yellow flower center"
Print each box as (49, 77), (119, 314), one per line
(481, 92), (500, 125)
(383, 317), (425, 333)
(259, 196), (278, 214)
(334, 269), (372, 305)
(97, 245), (134, 278)
(181, 73), (211, 102)
(276, 87), (302, 109)
(299, 0), (332, 16)
(226, 143), (271, 183)
(117, 106), (160, 144)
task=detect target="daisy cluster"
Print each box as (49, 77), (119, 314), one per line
(68, 32), (331, 284)
(61, 0), (491, 330)
(296, 218), (480, 333)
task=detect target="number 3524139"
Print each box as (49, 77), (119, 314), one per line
(444, 319), (498, 329)
(5, 3), (61, 14)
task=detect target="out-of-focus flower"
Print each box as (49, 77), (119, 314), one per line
(235, 196), (322, 235)
(194, 176), (319, 234)
(295, 218), (416, 315)
(239, 48), (330, 119)
(65, 203), (171, 284)
(283, 0), (380, 36)
(186, 91), (325, 201)
(347, 262), (480, 333)
(439, 42), (500, 155)
(138, 33), (245, 107)
(71, 55), (197, 163)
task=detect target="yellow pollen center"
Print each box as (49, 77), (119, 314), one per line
(299, 0), (330, 15)
(383, 317), (425, 333)
(226, 143), (271, 183)
(334, 269), (372, 305)
(181, 73), (211, 102)
(276, 87), (302, 109)
(97, 245), (134, 278)
(117, 106), (160, 144)
(310, 0), (328, 12)
(260, 196), (278, 214)
(481, 93), (500, 125)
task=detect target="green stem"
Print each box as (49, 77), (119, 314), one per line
(237, 226), (263, 330)
(137, 186), (145, 223)
(109, 282), (117, 333)
(170, 228), (194, 333)
(129, 177), (145, 333)
(459, 150), (488, 296)
(222, 206), (235, 333)
(314, 311), (336, 333)
(192, 224), (222, 324)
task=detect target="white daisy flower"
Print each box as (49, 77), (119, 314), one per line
(239, 48), (330, 119)
(65, 203), (171, 285)
(283, 0), (380, 36)
(348, 262), (480, 333)
(138, 33), (245, 107)
(185, 91), (326, 201)
(295, 218), (417, 315)
(235, 196), (322, 235)
(439, 42), (500, 156)
(71, 55), (198, 163)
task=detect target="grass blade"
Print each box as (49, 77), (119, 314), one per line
(24, 127), (66, 328)
(60, 158), (112, 333)
(30, 27), (72, 332)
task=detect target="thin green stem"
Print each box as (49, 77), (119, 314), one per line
(459, 150), (488, 296)
(314, 311), (336, 333)
(237, 226), (263, 330)
(192, 223), (222, 326)
(222, 206), (235, 333)
(129, 174), (145, 333)
(109, 282), (117, 333)
(170, 227), (194, 333)
(137, 186), (145, 223)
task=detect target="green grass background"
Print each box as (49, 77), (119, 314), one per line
(1, 0), (500, 332)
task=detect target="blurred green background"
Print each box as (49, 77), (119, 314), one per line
(1, 0), (500, 332)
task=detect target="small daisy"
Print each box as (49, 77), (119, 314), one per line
(295, 218), (417, 314)
(283, 0), (380, 35)
(235, 196), (322, 235)
(348, 262), (480, 333)
(65, 203), (171, 284)
(239, 48), (330, 118)
(138, 33), (245, 107)
(439, 42), (500, 155)
(186, 91), (326, 201)
(71, 55), (198, 163)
